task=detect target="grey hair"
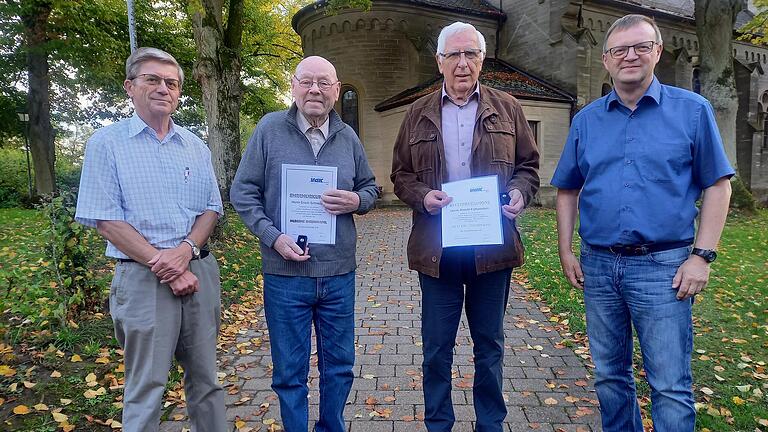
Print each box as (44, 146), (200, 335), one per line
(603, 14), (663, 52)
(125, 47), (185, 86)
(436, 22), (486, 56)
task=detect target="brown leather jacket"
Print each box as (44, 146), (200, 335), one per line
(390, 85), (540, 278)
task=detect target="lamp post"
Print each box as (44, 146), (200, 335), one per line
(17, 112), (33, 199)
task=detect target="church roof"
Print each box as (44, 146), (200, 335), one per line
(602, 0), (754, 30)
(374, 58), (574, 112)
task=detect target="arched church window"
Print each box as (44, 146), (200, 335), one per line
(341, 86), (360, 137)
(692, 68), (701, 94)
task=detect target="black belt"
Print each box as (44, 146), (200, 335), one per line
(118, 249), (209, 263)
(589, 241), (691, 256)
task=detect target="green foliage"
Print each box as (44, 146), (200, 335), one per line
(737, 0), (768, 45)
(729, 176), (758, 212)
(41, 189), (102, 325)
(0, 148), (32, 208)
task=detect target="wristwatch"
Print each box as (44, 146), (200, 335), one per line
(691, 248), (717, 263)
(182, 238), (201, 259)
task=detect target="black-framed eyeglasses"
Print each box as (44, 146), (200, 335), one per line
(438, 49), (484, 62)
(293, 75), (338, 91)
(604, 41), (658, 59)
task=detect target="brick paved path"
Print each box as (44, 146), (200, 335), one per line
(161, 208), (601, 431)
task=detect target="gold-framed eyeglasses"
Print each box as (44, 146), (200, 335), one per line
(438, 49), (483, 62)
(132, 73), (181, 91)
(293, 75), (338, 91)
(605, 41), (658, 59)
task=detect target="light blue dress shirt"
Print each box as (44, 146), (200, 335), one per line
(76, 114), (223, 258)
(551, 77), (734, 246)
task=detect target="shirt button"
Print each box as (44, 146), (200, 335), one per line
(460, 124), (464, 127)
(431, 256), (437, 263)
(628, 137), (634, 141)
(461, 143), (465, 146)
(624, 183), (630, 187)
(626, 160), (632, 164)
(461, 162), (466, 166)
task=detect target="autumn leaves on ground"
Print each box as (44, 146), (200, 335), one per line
(0, 207), (766, 431)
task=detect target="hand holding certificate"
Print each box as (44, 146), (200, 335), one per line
(281, 164), (338, 245)
(441, 175), (503, 248)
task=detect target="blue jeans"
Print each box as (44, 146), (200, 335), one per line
(264, 272), (355, 432)
(580, 243), (695, 432)
(419, 246), (511, 432)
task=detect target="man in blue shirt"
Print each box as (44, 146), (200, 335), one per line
(551, 14), (733, 432)
(76, 48), (225, 431)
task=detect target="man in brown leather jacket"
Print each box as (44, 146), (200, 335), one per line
(390, 21), (539, 432)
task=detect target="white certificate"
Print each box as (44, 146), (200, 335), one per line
(441, 175), (503, 248)
(281, 164), (337, 245)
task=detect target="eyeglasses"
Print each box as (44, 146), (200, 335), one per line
(604, 41), (658, 59)
(132, 73), (181, 91)
(438, 49), (483, 62)
(293, 75), (338, 91)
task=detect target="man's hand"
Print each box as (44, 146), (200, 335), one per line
(672, 256), (711, 300)
(168, 270), (199, 296)
(559, 251), (584, 289)
(423, 190), (453, 215)
(321, 189), (360, 215)
(273, 234), (311, 262)
(148, 245), (192, 283)
(502, 189), (525, 220)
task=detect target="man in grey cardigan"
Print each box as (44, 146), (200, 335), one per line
(231, 56), (378, 432)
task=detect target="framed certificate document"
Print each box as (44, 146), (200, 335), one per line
(280, 164), (337, 245)
(441, 175), (503, 248)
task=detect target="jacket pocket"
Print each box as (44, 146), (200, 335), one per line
(408, 131), (438, 175)
(484, 119), (516, 163)
(638, 141), (691, 183)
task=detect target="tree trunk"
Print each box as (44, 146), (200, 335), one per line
(189, 0), (244, 202)
(694, 0), (744, 171)
(22, 0), (56, 196)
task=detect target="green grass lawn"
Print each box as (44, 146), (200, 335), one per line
(517, 207), (768, 431)
(0, 208), (262, 431)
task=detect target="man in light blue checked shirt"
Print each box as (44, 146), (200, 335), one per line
(75, 47), (226, 432)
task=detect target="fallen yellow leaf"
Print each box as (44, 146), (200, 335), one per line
(60, 398), (72, 405)
(50, 370), (62, 378)
(0, 365), (16, 377)
(13, 405), (30, 415)
(33, 403), (49, 411)
(731, 396), (745, 405)
(543, 397), (558, 405)
(95, 356), (110, 364)
(110, 420), (122, 429)
(22, 381), (35, 389)
(52, 411), (68, 422)
(70, 354), (82, 362)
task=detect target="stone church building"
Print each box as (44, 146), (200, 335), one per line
(292, 0), (768, 205)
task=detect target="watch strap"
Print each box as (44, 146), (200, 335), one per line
(182, 238), (200, 258)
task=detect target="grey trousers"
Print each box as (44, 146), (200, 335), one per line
(109, 254), (226, 432)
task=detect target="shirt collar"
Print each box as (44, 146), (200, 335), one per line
(605, 75), (662, 110)
(128, 113), (180, 144)
(296, 110), (330, 138)
(441, 82), (480, 107)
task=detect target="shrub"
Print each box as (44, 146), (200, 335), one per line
(41, 189), (102, 324)
(730, 176), (757, 213)
(0, 148), (32, 208)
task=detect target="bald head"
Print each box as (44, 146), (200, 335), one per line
(291, 56), (341, 126)
(295, 56), (338, 81)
